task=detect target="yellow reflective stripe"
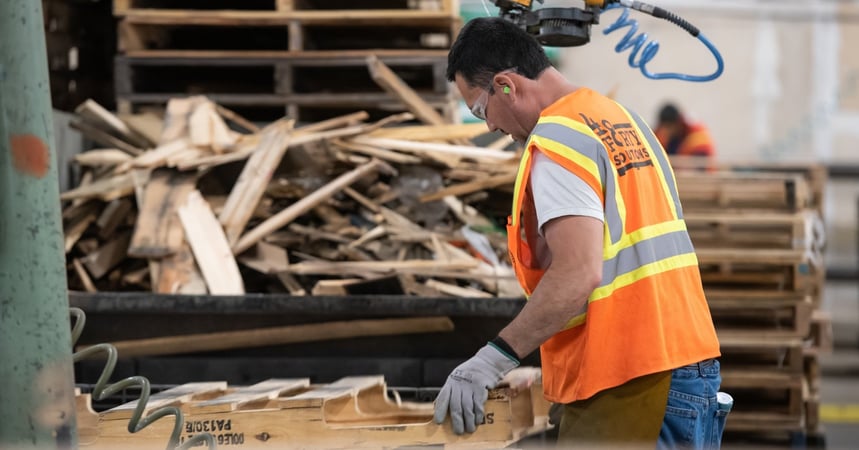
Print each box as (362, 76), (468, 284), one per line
(529, 134), (602, 183)
(509, 149), (533, 227)
(589, 252), (699, 301)
(563, 312), (587, 330)
(539, 114), (601, 140)
(618, 105), (680, 220)
(604, 219), (688, 259)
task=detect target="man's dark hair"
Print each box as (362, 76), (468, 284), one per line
(446, 17), (552, 89)
(658, 103), (682, 125)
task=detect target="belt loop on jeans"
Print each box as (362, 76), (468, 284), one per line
(696, 361), (705, 376)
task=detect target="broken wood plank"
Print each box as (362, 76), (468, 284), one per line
(343, 186), (381, 213)
(96, 198), (134, 240)
(215, 104), (260, 133)
(73, 149), (134, 167)
(64, 203), (100, 253)
(276, 272), (307, 296)
(155, 242), (207, 295)
(178, 190), (245, 295)
(72, 259), (98, 293)
(189, 100), (238, 152)
(118, 111), (163, 145)
(353, 136), (514, 162)
(311, 279), (364, 296)
(127, 168), (197, 258)
(331, 139), (423, 165)
(233, 159), (387, 254)
(69, 120), (143, 156)
(219, 120), (294, 245)
(237, 241), (290, 275)
(366, 55), (450, 127)
(420, 170), (517, 203)
(160, 96), (208, 143)
(90, 317), (455, 358)
(81, 231), (132, 279)
(60, 173), (134, 202)
(284, 259), (478, 276)
(367, 122), (490, 141)
(75, 99), (155, 149)
(116, 138), (191, 173)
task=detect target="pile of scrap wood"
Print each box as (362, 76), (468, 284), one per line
(62, 96), (524, 298)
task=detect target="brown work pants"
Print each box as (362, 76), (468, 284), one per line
(556, 370), (672, 449)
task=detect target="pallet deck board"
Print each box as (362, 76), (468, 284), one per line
(118, 10), (458, 27)
(78, 370), (550, 449)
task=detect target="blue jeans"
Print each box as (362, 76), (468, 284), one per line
(657, 359), (727, 450)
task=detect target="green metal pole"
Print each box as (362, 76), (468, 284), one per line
(0, 0), (78, 448)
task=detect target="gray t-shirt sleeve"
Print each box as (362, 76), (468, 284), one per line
(530, 151), (605, 236)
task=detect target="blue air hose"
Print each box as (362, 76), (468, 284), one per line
(602, 1), (724, 82)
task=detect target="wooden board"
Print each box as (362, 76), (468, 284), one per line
(190, 379), (310, 414)
(178, 190), (245, 295)
(676, 172), (810, 212)
(115, 0), (456, 15)
(127, 168), (197, 258)
(83, 316), (455, 358)
(78, 369), (550, 450)
(102, 382), (227, 420)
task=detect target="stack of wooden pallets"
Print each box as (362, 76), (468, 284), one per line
(674, 165), (832, 446)
(112, 0), (461, 122)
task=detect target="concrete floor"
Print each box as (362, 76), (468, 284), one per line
(818, 280), (859, 450)
(820, 350), (859, 450)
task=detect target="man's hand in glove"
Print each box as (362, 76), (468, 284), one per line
(433, 342), (520, 435)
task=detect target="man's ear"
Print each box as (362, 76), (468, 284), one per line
(494, 73), (516, 96)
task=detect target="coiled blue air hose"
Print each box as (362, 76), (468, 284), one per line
(602, 1), (724, 82)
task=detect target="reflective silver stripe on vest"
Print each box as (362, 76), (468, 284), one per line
(628, 111), (684, 219)
(599, 230), (696, 287)
(532, 121), (624, 244)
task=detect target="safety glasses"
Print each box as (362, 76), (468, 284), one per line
(468, 68), (517, 121)
(470, 89), (490, 121)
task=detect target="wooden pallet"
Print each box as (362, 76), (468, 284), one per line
(696, 247), (819, 293)
(672, 160), (828, 216)
(77, 370), (551, 449)
(676, 172), (811, 213)
(718, 334), (805, 373)
(113, 52), (453, 120)
(685, 210), (823, 251)
(118, 20), (457, 54)
(706, 290), (813, 338)
(114, 0), (458, 16)
(721, 369), (807, 433)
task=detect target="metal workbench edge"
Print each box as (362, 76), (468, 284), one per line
(68, 291), (528, 318)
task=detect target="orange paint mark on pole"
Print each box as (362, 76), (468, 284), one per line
(9, 134), (50, 178)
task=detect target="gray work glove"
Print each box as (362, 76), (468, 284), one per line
(433, 343), (520, 435)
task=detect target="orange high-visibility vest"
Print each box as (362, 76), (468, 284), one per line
(656, 122), (715, 157)
(507, 88), (721, 404)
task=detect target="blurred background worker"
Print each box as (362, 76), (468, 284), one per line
(655, 103), (716, 158)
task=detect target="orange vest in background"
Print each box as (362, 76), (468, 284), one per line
(506, 88), (721, 404)
(656, 122), (715, 157)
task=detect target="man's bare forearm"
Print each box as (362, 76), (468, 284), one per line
(498, 266), (595, 359)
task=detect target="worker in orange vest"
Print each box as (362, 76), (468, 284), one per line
(655, 103), (716, 170)
(434, 17), (726, 449)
